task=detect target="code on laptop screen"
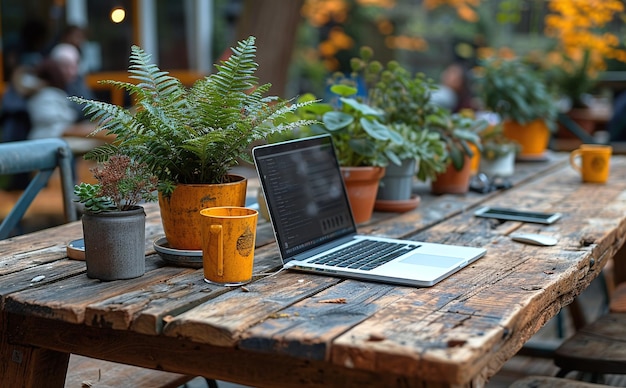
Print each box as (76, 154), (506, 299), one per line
(254, 136), (356, 257)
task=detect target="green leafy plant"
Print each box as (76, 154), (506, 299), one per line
(297, 84), (403, 167)
(347, 46), (449, 180)
(74, 155), (158, 213)
(475, 57), (558, 131)
(389, 123), (448, 181)
(478, 124), (520, 161)
(426, 109), (485, 171)
(70, 36), (315, 196)
(545, 49), (596, 109)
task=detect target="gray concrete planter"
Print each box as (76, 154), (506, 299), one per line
(82, 206), (146, 281)
(376, 158), (416, 201)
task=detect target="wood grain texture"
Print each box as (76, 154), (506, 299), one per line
(554, 312), (626, 374)
(65, 354), (194, 388)
(4, 154), (626, 388)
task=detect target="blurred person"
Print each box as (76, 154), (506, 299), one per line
(27, 46), (94, 140)
(49, 42), (94, 120)
(432, 62), (474, 113)
(26, 57), (78, 140)
(56, 25), (97, 76)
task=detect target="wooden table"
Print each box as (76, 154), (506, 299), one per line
(2, 153), (626, 387)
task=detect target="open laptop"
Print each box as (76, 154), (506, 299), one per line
(252, 134), (486, 287)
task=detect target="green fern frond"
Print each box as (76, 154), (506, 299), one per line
(70, 36), (318, 188)
(84, 143), (120, 162)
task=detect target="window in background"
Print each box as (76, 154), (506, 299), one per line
(155, 0), (188, 70)
(85, 0), (133, 72)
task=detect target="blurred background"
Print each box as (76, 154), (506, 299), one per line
(2, 0), (625, 107)
(1, 0), (626, 233)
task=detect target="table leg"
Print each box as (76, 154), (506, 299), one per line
(1, 312), (70, 387)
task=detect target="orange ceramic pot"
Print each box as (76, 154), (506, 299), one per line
(502, 119), (550, 157)
(431, 156), (471, 195)
(341, 166), (385, 224)
(469, 143), (481, 175)
(158, 175), (248, 250)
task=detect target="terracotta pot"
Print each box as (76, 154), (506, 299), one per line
(502, 119), (550, 157)
(341, 166), (385, 224)
(431, 156), (471, 194)
(158, 175), (247, 250)
(557, 108), (596, 139)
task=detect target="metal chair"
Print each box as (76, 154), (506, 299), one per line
(0, 138), (77, 239)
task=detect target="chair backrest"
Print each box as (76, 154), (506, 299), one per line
(0, 138), (77, 239)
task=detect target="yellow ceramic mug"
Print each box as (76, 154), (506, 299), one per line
(569, 144), (612, 183)
(200, 207), (258, 286)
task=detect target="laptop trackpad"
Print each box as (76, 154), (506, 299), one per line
(401, 254), (464, 268)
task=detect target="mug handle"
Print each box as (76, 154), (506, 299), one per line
(210, 225), (224, 277)
(569, 149), (582, 174)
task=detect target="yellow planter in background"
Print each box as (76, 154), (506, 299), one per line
(503, 119), (550, 157)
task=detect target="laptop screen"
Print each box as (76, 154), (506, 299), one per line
(253, 135), (357, 259)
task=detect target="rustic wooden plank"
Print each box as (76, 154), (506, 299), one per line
(330, 307), (504, 385)
(5, 153), (621, 388)
(554, 312), (626, 374)
(8, 314), (449, 388)
(0, 310), (71, 388)
(65, 354), (194, 388)
(4, 157), (568, 342)
(4, 256), (194, 324)
(0, 229), (81, 276)
(163, 271), (341, 347)
(0, 260), (86, 299)
(328, 157), (626, 385)
(83, 239), (289, 335)
(238, 279), (414, 360)
(361, 154), (569, 239)
(84, 268), (229, 333)
(510, 376), (610, 388)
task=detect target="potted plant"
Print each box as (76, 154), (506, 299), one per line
(375, 123), (446, 209)
(428, 110), (485, 194)
(296, 83), (403, 223)
(478, 124), (520, 177)
(347, 47), (448, 209)
(544, 49), (600, 138)
(74, 154), (158, 281)
(475, 57), (558, 158)
(71, 36), (314, 250)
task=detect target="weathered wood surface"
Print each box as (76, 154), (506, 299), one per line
(553, 312), (626, 375)
(65, 354), (194, 388)
(4, 153), (626, 388)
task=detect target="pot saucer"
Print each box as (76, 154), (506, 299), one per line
(374, 195), (421, 213)
(153, 236), (203, 268)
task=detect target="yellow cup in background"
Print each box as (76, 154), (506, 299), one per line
(200, 206), (258, 286)
(569, 144), (612, 183)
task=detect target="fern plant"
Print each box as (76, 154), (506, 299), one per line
(71, 36), (315, 196)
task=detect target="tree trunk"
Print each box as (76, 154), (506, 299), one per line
(236, 0), (305, 96)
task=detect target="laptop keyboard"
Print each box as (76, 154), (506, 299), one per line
(310, 240), (421, 271)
